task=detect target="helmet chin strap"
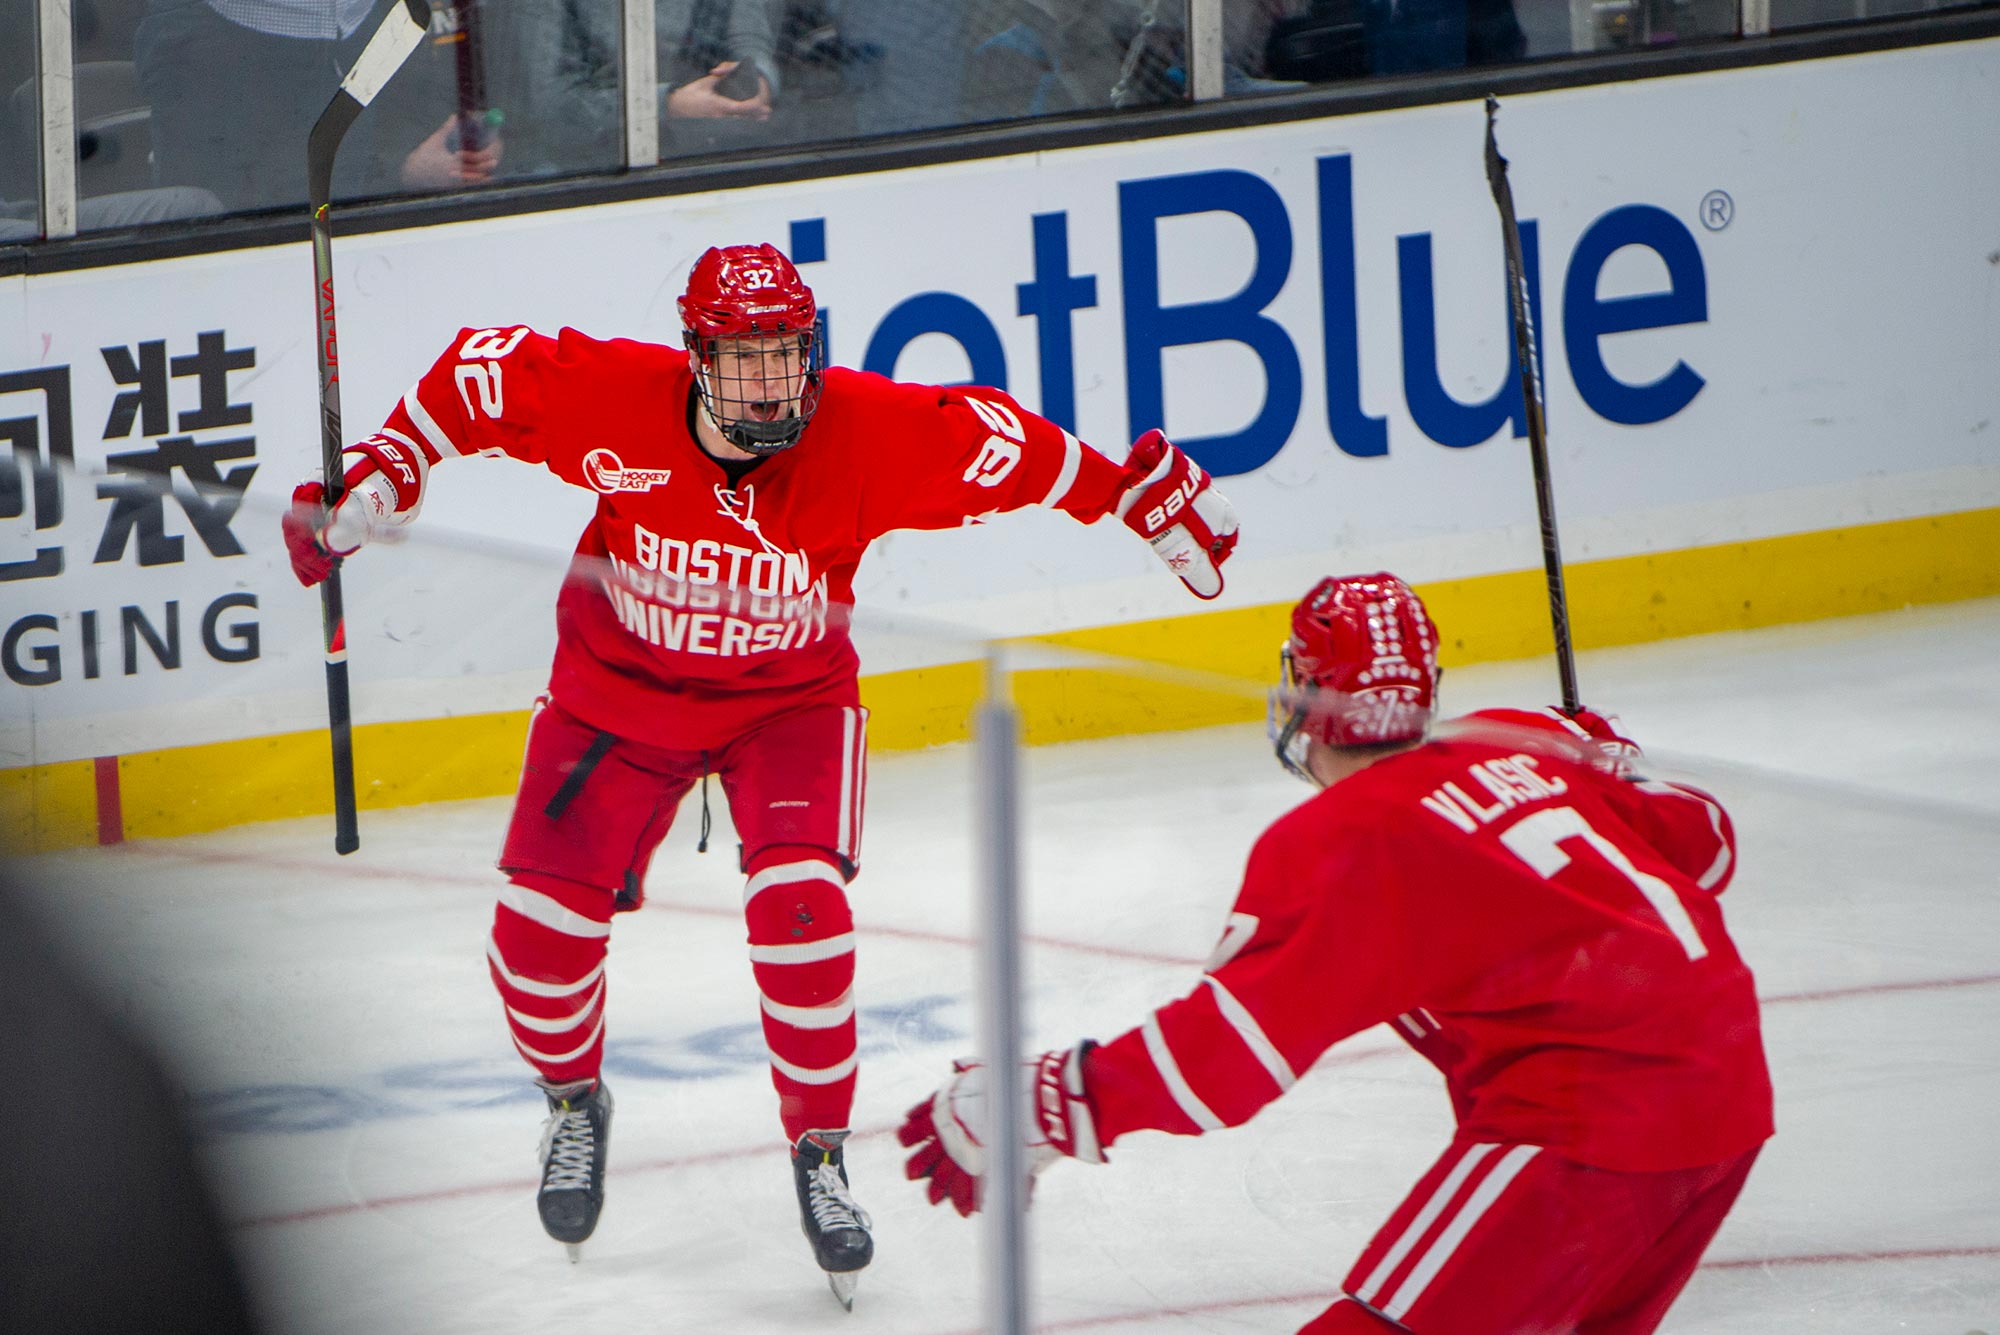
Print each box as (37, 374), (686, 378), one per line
(723, 416), (808, 454)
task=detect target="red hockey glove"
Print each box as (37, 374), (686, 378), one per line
(1564, 705), (1641, 779)
(1114, 430), (1239, 600)
(898, 1045), (1104, 1217)
(280, 437), (425, 588)
(282, 481), (339, 588)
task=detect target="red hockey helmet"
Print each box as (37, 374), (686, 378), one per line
(678, 243), (823, 454)
(1268, 573), (1440, 780)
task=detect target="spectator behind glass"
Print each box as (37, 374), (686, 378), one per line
(134, 0), (511, 215)
(959, 0), (1156, 122)
(373, 0), (785, 169)
(135, 0), (381, 212)
(659, 0), (783, 153)
(0, 0), (227, 238)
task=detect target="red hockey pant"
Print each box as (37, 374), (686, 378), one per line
(487, 695), (867, 1144)
(1301, 1139), (1760, 1335)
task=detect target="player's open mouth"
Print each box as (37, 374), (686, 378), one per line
(747, 401), (784, 421)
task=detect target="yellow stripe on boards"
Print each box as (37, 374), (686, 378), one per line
(0, 759), (98, 854)
(4, 507), (1995, 854)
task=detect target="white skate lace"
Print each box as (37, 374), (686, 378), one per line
(537, 1104), (596, 1191)
(808, 1162), (872, 1233)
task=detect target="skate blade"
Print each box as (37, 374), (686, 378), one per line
(565, 1243), (583, 1265)
(826, 1270), (858, 1311)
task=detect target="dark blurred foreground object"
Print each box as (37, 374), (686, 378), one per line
(0, 879), (260, 1335)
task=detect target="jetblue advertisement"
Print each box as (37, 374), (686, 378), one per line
(4, 39), (1997, 764)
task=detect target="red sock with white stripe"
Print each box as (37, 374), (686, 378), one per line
(488, 871), (614, 1087)
(743, 846), (857, 1143)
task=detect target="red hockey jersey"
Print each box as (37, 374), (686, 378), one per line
(361, 326), (1133, 748)
(1084, 709), (1774, 1173)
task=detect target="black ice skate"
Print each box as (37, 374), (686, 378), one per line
(536, 1078), (613, 1262)
(792, 1130), (874, 1310)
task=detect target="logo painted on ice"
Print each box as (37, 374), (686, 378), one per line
(583, 448), (673, 494)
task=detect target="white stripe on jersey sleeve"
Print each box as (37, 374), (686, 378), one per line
(1202, 976), (1296, 1092)
(1039, 429), (1084, 510)
(1140, 1015), (1225, 1131)
(374, 426), (432, 494)
(402, 384), (469, 459)
(1539, 707), (1592, 737)
(1638, 779), (1734, 889)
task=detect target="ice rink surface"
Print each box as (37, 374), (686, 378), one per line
(15, 599), (2000, 1334)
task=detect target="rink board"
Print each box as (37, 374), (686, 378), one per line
(5, 503), (1995, 851)
(5, 36), (2000, 849)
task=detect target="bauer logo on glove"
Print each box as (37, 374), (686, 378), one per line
(1114, 430), (1240, 600)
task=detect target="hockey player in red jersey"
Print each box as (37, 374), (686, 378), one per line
(899, 573), (1773, 1333)
(280, 243), (1238, 1303)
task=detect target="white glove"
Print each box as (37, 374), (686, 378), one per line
(1114, 430), (1240, 600)
(897, 1045), (1104, 1217)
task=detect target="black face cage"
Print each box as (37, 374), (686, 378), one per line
(686, 324), (825, 455)
(1267, 642), (1316, 783)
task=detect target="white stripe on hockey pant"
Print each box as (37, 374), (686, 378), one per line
(1141, 1014), (1224, 1131)
(402, 385), (470, 459)
(497, 884), (612, 940)
(1395, 1012), (1427, 1041)
(1639, 780), (1734, 890)
(854, 713), (868, 855)
(769, 1049), (859, 1086)
(511, 1008), (607, 1066)
(1383, 1145), (1543, 1321)
(839, 707), (857, 862)
(1355, 1143), (1500, 1304)
(761, 989), (856, 1030)
(1202, 976), (1296, 1091)
(748, 931), (856, 966)
(485, 938), (606, 999)
(838, 706), (866, 862)
(743, 858), (842, 910)
(1039, 429), (1084, 510)
(503, 980), (606, 1035)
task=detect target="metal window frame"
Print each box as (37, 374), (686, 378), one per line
(622, 0), (659, 169)
(37, 0), (78, 240)
(1190, 0), (1226, 101)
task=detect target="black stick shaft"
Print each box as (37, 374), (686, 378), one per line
(1484, 94), (1581, 714)
(312, 153), (360, 855)
(306, 0), (429, 854)
(452, 0), (487, 150)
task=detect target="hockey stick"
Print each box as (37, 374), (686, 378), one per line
(1483, 94), (1581, 715)
(307, 0), (429, 855)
